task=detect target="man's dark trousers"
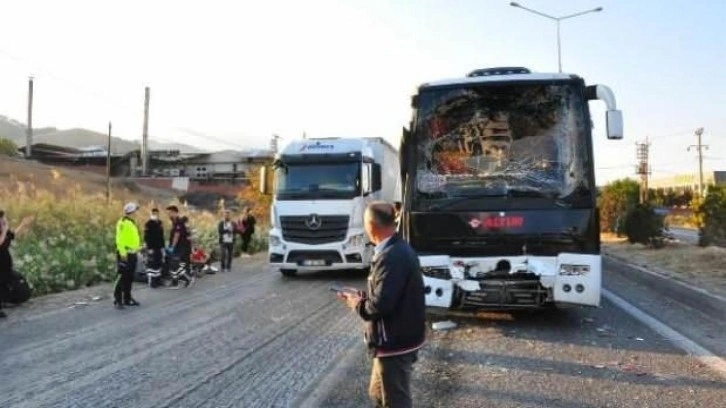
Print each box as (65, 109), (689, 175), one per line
(148, 247), (163, 270)
(114, 253), (138, 303)
(369, 351), (417, 408)
(220, 243), (233, 270)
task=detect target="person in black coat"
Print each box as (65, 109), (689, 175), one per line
(337, 202), (425, 408)
(143, 208), (165, 272)
(218, 209), (235, 272)
(239, 207), (256, 257)
(0, 211), (33, 318)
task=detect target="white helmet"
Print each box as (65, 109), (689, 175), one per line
(123, 202), (139, 215)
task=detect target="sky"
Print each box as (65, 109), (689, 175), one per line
(1, 0), (724, 184)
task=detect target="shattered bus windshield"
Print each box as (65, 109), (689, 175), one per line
(413, 82), (591, 207)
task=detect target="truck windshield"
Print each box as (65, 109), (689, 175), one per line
(275, 162), (361, 199)
(412, 82), (591, 209)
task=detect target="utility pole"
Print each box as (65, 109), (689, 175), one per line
(106, 122), (112, 202)
(687, 127), (708, 197)
(635, 137), (650, 204)
(26, 76), (34, 158)
(141, 86), (150, 177)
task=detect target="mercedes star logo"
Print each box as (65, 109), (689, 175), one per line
(305, 213), (322, 230)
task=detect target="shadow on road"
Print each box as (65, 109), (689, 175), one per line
(425, 304), (697, 356)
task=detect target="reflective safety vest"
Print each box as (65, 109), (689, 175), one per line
(116, 217), (141, 256)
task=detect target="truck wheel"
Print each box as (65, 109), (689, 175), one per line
(280, 269), (297, 278)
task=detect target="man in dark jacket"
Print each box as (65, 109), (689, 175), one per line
(218, 209), (235, 272)
(239, 207), (256, 257)
(338, 202), (426, 408)
(144, 208), (165, 273)
(166, 205), (192, 286)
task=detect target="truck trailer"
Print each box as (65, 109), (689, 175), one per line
(261, 137), (400, 276)
(398, 67), (623, 310)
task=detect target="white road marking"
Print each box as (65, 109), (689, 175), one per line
(603, 288), (726, 380)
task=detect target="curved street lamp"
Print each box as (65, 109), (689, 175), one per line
(510, 2), (603, 73)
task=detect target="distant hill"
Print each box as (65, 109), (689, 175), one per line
(0, 115), (57, 141)
(0, 115), (206, 154)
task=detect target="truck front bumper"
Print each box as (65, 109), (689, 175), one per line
(267, 229), (372, 271)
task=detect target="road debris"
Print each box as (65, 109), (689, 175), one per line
(432, 321), (457, 331)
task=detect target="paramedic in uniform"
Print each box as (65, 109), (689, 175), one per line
(166, 205), (192, 273)
(115, 202), (142, 308)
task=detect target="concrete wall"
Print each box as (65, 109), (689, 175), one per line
(133, 177), (248, 196)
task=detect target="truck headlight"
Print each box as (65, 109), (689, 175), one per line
(347, 233), (366, 247)
(559, 264), (590, 276)
(269, 234), (282, 247)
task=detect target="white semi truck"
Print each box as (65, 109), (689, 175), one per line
(261, 137), (400, 277)
(398, 67), (624, 310)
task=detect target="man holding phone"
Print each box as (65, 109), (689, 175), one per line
(337, 202), (425, 408)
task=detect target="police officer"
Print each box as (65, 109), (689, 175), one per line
(115, 202), (142, 308)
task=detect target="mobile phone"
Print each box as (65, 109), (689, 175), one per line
(329, 283), (357, 295)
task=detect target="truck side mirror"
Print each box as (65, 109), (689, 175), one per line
(606, 110), (623, 140)
(259, 166), (272, 195)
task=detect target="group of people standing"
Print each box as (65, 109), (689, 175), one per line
(217, 207), (256, 272)
(113, 203), (256, 309)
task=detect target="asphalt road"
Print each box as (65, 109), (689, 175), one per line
(1, 256), (725, 408)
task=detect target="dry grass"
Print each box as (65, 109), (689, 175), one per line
(0, 156), (268, 297)
(602, 234), (726, 297)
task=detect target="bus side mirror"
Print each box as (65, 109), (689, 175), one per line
(259, 166), (272, 195)
(606, 110), (623, 140)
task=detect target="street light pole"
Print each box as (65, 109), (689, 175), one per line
(556, 20), (562, 73)
(510, 2), (603, 73)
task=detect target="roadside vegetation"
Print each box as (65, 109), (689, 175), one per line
(0, 137), (19, 157)
(599, 179), (726, 295)
(1, 159), (268, 297)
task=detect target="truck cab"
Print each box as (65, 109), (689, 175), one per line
(261, 137), (400, 277)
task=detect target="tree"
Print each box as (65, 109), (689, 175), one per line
(598, 178), (640, 233)
(694, 185), (726, 247)
(236, 165), (272, 225)
(0, 137), (19, 157)
(622, 203), (666, 248)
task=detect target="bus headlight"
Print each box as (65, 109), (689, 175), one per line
(269, 234), (282, 247)
(559, 264), (590, 276)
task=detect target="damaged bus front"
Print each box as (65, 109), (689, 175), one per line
(399, 67), (623, 310)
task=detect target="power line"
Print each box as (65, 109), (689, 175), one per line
(648, 129), (693, 140)
(2, 47), (274, 153)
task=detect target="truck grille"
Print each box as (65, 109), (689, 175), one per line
(280, 215), (349, 244)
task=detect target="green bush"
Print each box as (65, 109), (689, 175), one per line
(598, 178), (640, 233)
(695, 185), (726, 247)
(0, 137), (19, 157)
(2, 179), (267, 297)
(622, 203), (666, 248)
